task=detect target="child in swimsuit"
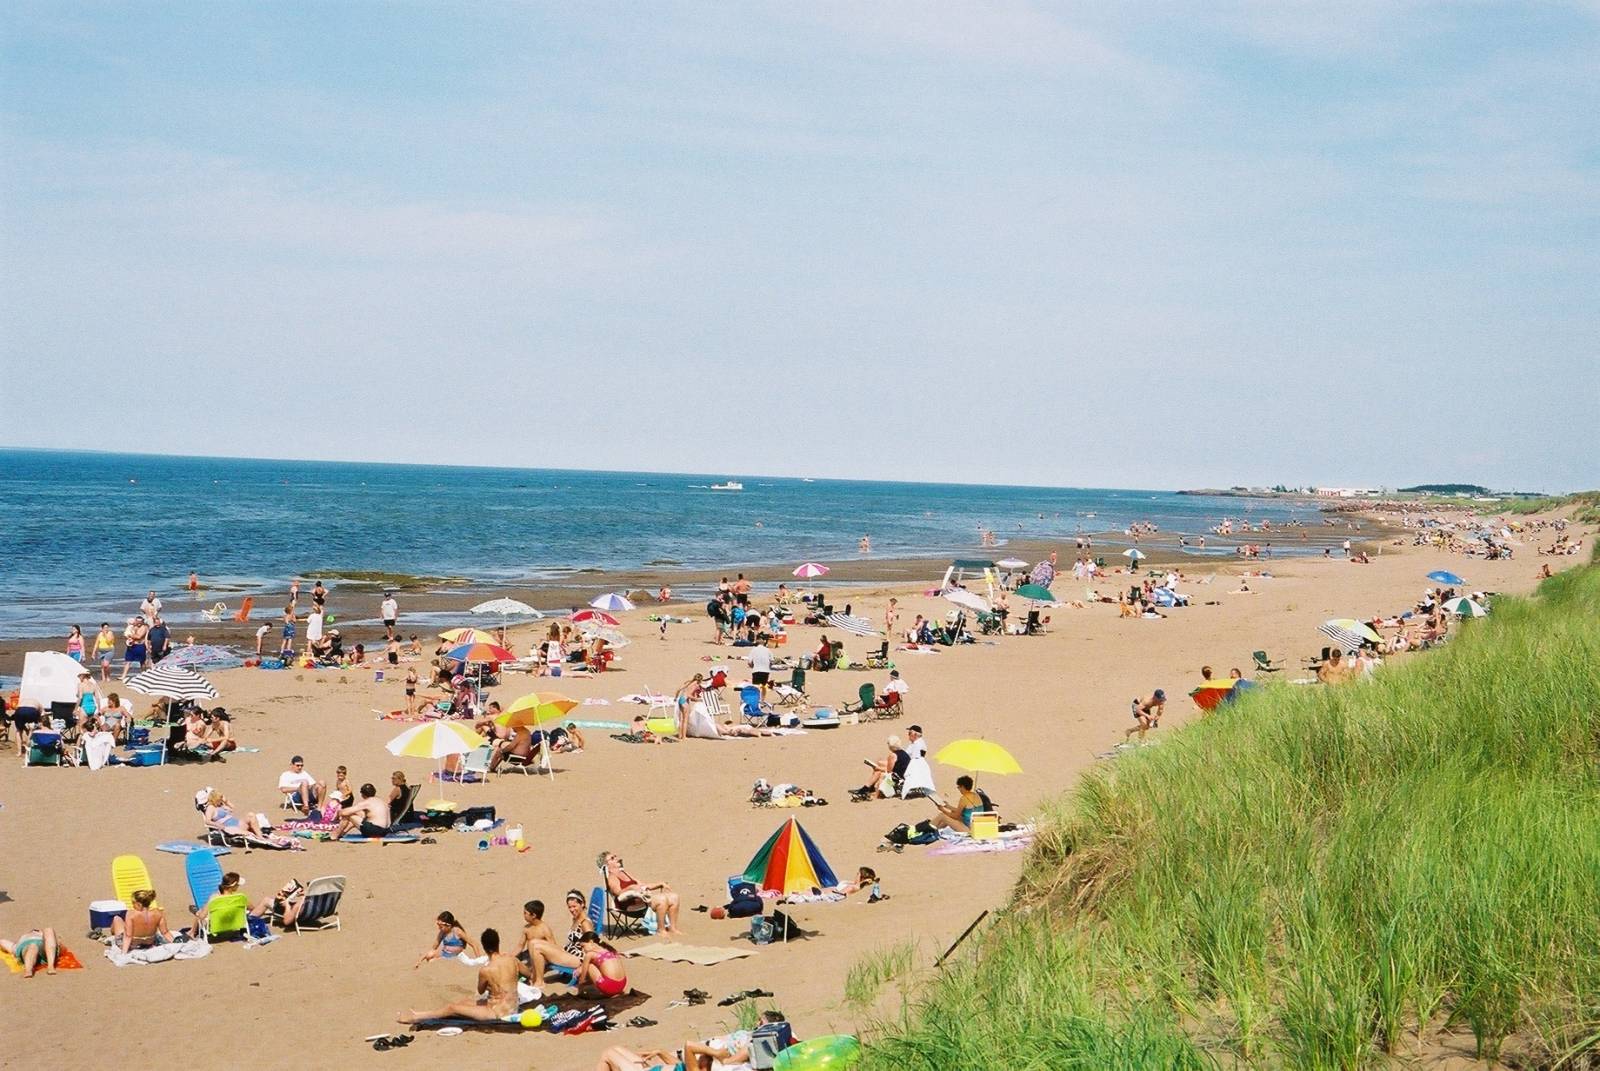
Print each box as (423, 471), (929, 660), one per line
(416, 911), (478, 967)
(575, 931), (628, 996)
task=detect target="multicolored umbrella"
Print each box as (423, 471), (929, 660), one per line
(589, 592), (635, 613)
(571, 609), (621, 627)
(742, 818), (839, 896)
(1190, 680), (1236, 711)
(1028, 560), (1056, 586)
(934, 738), (1023, 776)
(1014, 583), (1055, 603)
(793, 562), (829, 579)
(445, 642), (515, 664)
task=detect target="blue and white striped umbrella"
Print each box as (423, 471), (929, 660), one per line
(825, 613), (879, 637)
(589, 592), (635, 613)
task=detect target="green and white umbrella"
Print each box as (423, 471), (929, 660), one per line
(1444, 597), (1487, 617)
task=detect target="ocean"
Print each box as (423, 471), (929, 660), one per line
(0, 449), (1319, 636)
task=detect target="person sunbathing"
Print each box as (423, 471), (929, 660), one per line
(854, 736), (909, 799)
(416, 910), (479, 967)
(330, 783), (392, 839)
(929, 776), (986, 833)
(488, 726), (541, 773)
(523, 889), (594, 981)
(194, 872), (248, 934)
(203, 710), (236, 755)
(204, 790), (271, 838)
(1, 927), (59, 977)
(572, 931), (628, 996)
(602, 852), (682, 935)
(594, 1045), (681, 1071)
(257, 878), (308, 929)
(111, 889), (173, 952)
(681, 1010), (795, 1071)
(398, 927), (530, 1025)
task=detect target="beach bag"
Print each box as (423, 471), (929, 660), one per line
(884, 823), (912, 846)
(726, 880), (762, 919)
(750, 917), (775, 945)
(907, 820), (940, 846)
(770, 910), (803, 940)
(246, 914), (270, 940)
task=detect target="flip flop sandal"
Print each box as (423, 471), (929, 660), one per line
(743, 988), (774, 998)
(627, 1016), (658, 1028)
(717, 994), (745, 1007)
(391, 1036), (413, 1047)
(692, 904), (709, 912)
(373, 1039), (392, 1051)
(683, 988), (709, 1002)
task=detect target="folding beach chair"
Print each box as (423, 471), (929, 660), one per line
(1251, 650), (1282, 673)
(185, 848), (224, 912)
(25, 729), (63, 767)
(598, 866), (649, 938)
(289, 875), (345, 932)
(841, 684), (876, 715)
(875, 691), (904, 720)
(391, 783), (424, 829)
(112, 853), (158, 909)
(203, 892), (250, 942)
(702, 687), (733, 722)
(738, 685), (775, 727)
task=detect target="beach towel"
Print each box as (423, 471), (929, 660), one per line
(899, 756), (936, 797)
(573, 719), (628, 730)
(83, 732), (115, 770)
(406, 990), (652, 1032)
(429, 770), (486, 783)
(623, 943), (754, 966)
(927, 836), (1035, 856)
(3, 946), (85, 973)
(157, 840), (231, 856)
(103, 939), (211, 967)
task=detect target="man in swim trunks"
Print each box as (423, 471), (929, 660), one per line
(398, 928), (530, 1024)
(515, 900), (556, 963)
(331, 782), (392, 839)
(1125, 689), (1167, 743)
(120, 616), (149, 681)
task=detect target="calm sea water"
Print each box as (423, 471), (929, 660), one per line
(0, 449), (1319, 636)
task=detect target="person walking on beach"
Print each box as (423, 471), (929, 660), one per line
(381, 592), (398, 641)
(140, 590), (162, 620)
(147, 616), (171, 664)
(66, 625), (84, 663)
(93, 622), (116, 680)
(884, 597), (899, 638)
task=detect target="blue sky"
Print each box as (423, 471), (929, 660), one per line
(2, 2), (1595, 491)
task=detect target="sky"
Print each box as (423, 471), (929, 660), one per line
(1, 2), (1596, 492)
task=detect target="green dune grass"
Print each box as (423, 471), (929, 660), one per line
(860, 550), (1600, 1070)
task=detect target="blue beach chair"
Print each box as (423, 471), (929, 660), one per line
(185, 848), (223, 912)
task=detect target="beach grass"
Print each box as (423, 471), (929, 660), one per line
(1484, 490), (1600, 524)
(860, 549), (1600, 1069)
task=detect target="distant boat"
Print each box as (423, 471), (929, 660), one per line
(710, 480), (744, 492)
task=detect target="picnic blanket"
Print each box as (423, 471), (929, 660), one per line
(928, 830), (1036, 856)
(623, 943), (753, 966)
(104, 939), (211, 967)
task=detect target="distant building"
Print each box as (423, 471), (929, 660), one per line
(1310, 487), (1384, 498)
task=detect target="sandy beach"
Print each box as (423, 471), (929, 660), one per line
(1, 512), (1586, 1070)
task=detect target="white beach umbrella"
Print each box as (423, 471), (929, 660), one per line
(589, 592), (636, 613)
(995, 558), (1029, 570)
(578, 624), (631, 648)
(19, 651), (88, 707)
(126, 664), (220, 702)
(1123, 548), (1146, 560)
(793, 562), (829, 579)
(470, 597), (544, 620)
(942, 589), (991, 613)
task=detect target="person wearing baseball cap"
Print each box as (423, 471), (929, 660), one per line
(277, 754), (325, 813)
(1125, 689), (1167, 744)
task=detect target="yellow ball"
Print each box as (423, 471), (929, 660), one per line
(520, 1009), (543, 1029)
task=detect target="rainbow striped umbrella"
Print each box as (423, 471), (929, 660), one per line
(742, 817), (839, 896)
(445, 642), (515, 664)
(1190, 680), (1236, 711)
(439, 627), (497, 645)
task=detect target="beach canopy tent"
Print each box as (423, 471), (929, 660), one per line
(19, 651), (85, 708)
(742, 817), (839, 895)
(938, 560), (997, 598)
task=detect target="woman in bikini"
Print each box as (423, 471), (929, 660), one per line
(573, 931), (629, 996)
(111, 889), (173, 952)
(415, 910), (479, 967)
(523, 889), (593, 981)
(602, 852), (682, 935)
(204, 790), (270, 838)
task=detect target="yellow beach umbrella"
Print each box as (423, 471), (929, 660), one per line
(439, 627), (497, 645)
(496, 691), (579, 729)
(934, 739), (1023, 776)
(385, 721), (486, 809)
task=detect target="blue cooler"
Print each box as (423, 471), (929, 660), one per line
(90, 900), (127, 930)
(130, 745), (164, 767)
(129, 727), (150, 746)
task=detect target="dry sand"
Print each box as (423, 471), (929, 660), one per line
(1, 516), (1587, 1070)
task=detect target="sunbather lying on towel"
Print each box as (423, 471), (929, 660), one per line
(2, 927), (60, 977)
(398, 927), (530, 1024)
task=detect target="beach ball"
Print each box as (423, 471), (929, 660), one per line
(519, 1009), (543, 1029)
(710, 906), (726, 920)
(773, 1035), (862, 1070)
